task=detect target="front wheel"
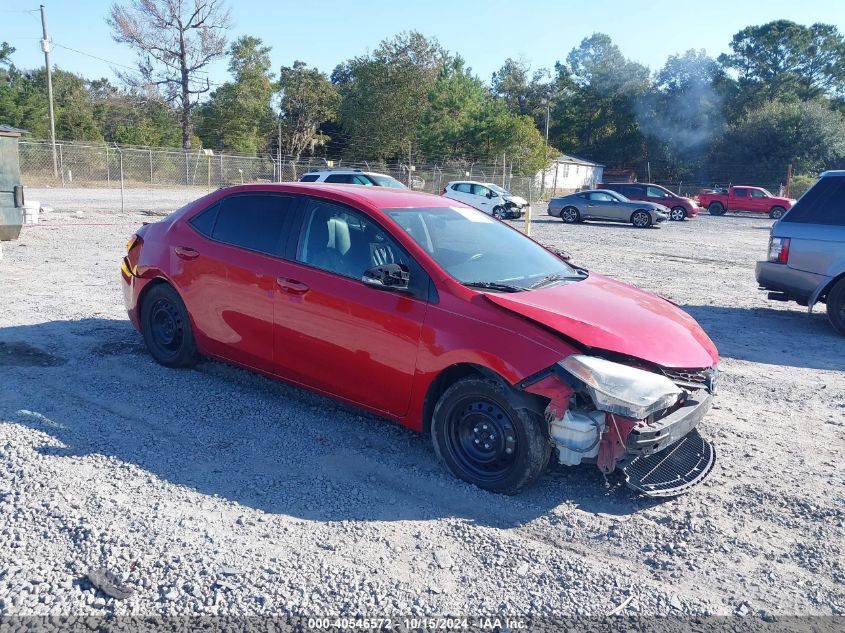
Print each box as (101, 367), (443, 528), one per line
(492, 206), (505, 220)
(769, 206), (786, 220)
(140, 283), (198, 368)
(631, 210), (652, 228)
(431, 378), (552, 495)
(560, 206), (580, 224)
(826, 278), (845, 336)
(670, 206), (687, 221)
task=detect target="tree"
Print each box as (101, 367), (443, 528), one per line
(550, 34), (650, 166)
(277, 61), (339, 170)
(719, 21), (845, 102)
(91, 79), (182, 146)
(196, 36), (275, 153)
(491, 58), (549, 123)
(333, 31), (447, 160)
(0, 42), (14, 68)
(108, 0), (232, 149)
(635, 50), (727, 177)
(711, 100), (845, 187)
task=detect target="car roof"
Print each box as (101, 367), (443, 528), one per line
(820, 170), (845, 178)
(446, 180), (487, 186)
(303, 169), (392, 177)
(214, 182), (453, 210)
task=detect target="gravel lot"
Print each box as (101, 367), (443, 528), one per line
(1, 187), (843, 621)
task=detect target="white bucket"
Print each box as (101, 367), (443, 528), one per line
(23, 200), (40, 224)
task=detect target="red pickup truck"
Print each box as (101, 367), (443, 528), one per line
(698, 186), (794, 219)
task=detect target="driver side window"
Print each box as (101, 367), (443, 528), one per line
(750, 189), (765, 198)
(295, 201), (429, 299)
(471, 184), (491, 198)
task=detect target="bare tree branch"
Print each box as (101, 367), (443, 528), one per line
(108, 0), (231, 149)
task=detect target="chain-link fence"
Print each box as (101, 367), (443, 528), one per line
(20, 139), (545, 203)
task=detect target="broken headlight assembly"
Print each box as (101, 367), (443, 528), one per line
(558, 355), (682, 419)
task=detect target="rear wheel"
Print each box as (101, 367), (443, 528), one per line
(560, 206), (580, 224)
(631, 210), (652, 228)
(431, 378), (551, 495)
(670, 206), (687, 221)
(826, 278), (845, 336)
(708, 202), (726, 216)
(769, 206), (786, 220)
(140, 283), (197, 368)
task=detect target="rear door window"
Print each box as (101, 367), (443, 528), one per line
(783, 177), (845, 226)
(300, 174), (320, 182)
(324, 174), (352, 184)
(734, 188), (748, 198)
(209, 194), (295, 256)
(621, 185), (642, 198)
(454, 183), (472, 193)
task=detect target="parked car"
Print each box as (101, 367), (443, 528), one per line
(299, 169), (407, 189)
(755, 170), (845, 335)
(547, 189), (669, 228)
(442, 181), (527, 219)
(121, 184), (719, 496)
(698, 185), (793, 219)
(599, 182), (700, 221)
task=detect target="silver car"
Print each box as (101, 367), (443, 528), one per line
(755, 170), (845, 335)
(547, 189), (669, 228)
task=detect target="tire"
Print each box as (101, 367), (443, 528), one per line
(769, 206), (786, 220)
(708, 202), (726, 216)
(431, 378), (552, 495)
(140, 283), (198, 368)
(670, 206), (687, 221)
(560, 206), (580, 224)
(826, 278), (845, 336)
(492, 206), (505, 220)
(631, 210), (652, 228)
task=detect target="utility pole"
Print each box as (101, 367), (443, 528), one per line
(407, 141), (412, 188)
(40, 4), (58, 179)
(542, 98), (551, 199)
(277, 120), (283, 182)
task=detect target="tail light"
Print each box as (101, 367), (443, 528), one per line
(768, 236), (790, 264)
(126, 234), (142, 253)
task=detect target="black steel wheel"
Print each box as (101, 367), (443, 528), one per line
(708, 202), (726, 216)
(826, 277), (845, 336)
(431, 378), (551, 494)
(140, 283), (197, 367)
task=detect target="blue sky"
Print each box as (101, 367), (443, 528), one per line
(3, 0), (845, 89)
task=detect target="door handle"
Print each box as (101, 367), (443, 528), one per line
(276, 277), (309, 295)
(174, 246), (199, 260)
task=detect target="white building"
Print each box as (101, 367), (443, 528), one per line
(535, 153), (604, 196)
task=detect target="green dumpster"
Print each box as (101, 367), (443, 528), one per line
(0, 125), (26, 242)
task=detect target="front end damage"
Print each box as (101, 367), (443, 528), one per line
(521, 355), (718, 496)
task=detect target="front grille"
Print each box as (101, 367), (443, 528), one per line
(662, 367), (718, 393)
(622, 429), (716, 497)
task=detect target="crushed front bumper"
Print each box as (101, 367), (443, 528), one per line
(627, 394), (713, 456)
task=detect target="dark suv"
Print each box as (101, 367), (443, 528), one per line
(755, 170), (845, 335)
(599, 182), (700, 221)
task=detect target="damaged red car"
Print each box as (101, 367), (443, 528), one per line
(121, 184), (719, 496)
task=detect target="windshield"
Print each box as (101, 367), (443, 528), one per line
(383, 206), (581, 289)
(487, 184), (511, 195)
(369, 174), (407, 189)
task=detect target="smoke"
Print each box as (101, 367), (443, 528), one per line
(634, 52), (725, 159)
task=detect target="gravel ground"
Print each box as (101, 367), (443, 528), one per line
(0, 187), (843, 621)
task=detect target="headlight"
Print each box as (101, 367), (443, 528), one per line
(558, 355), (682, 419)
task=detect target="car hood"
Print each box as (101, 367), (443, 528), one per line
(484, 274), (718, 369)
(504, 195), (528, 206)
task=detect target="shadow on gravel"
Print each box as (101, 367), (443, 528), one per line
(0, 318), (660, 527)
(683, 304), (844, 370)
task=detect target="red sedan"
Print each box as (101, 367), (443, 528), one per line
(121, 184), (720, 496)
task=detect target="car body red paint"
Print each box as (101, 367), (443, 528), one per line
(121, 183), (719, 437)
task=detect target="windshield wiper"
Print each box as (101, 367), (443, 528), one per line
(529, 271), (587, 289)
(462, 281), (526, 293)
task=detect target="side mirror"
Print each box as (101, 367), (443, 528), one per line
(487, 191), (495, 198)
(362, 263), (410, 292)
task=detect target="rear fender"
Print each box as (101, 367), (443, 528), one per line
(808, 270), (844, 313)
